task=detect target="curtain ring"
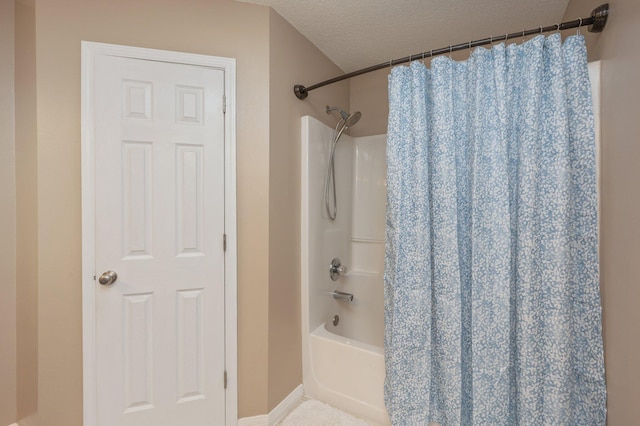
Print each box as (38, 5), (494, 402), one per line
(539, 25), (543, 34)
(577, 17), (583, 35)
(522, 30), (525, 42)
(555, 23), (560, 32)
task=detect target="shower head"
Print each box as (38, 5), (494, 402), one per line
(345, 111), (361, 128)
(326, 106), (361, 130)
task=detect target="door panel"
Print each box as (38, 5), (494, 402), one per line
(93, 54), (225, 426)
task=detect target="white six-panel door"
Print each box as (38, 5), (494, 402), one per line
(83, 44), (235, 426)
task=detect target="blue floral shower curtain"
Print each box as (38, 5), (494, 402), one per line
(384, 34), (606, 425)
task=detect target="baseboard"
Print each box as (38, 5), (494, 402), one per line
(238, 384), (304, 426)
(268, 384), (304, 425)
(237, 415), (268, 426)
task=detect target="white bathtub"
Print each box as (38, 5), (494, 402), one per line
(304, 270), (387, 425)
(306, 323), (389, 425)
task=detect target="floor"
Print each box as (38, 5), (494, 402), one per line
(279, 398), (373, 426)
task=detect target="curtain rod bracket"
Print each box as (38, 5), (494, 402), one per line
(294, 84), (308, 100)
(589, 3), (609, 33)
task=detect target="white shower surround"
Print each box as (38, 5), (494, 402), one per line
(301, 116), (389, 424)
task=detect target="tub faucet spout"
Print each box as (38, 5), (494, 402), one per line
(331, 290), (354, 302)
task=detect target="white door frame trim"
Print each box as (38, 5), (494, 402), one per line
(81, 41), (238, 426)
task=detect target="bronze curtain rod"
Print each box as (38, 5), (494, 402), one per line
(294, 3), (609, 100)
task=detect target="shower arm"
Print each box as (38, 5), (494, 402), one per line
(293, 3), (609, 100)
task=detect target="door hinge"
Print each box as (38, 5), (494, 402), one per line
(224, 370), (228, 389)
(222, 94), (226, 114)
(223, 233), (227, 251)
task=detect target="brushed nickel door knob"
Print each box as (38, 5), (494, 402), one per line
(98, 270), (118, 285)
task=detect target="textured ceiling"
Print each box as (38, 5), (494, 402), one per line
(236, 0), (571, 73)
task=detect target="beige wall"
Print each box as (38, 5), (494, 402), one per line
(33, 0), (270, 422)
(15, 0), (39, 422)
(564, 0), (640, 423)
(0, 0), (17, 424)
(267, 9), (349, 411)
(349, 67), (389, 137)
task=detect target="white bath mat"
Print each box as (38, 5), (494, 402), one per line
(279, 399), (373, 426)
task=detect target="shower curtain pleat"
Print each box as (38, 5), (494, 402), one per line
(384, 34), (606, 425)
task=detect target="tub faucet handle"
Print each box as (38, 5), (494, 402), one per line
(329, 258), (347, 281)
